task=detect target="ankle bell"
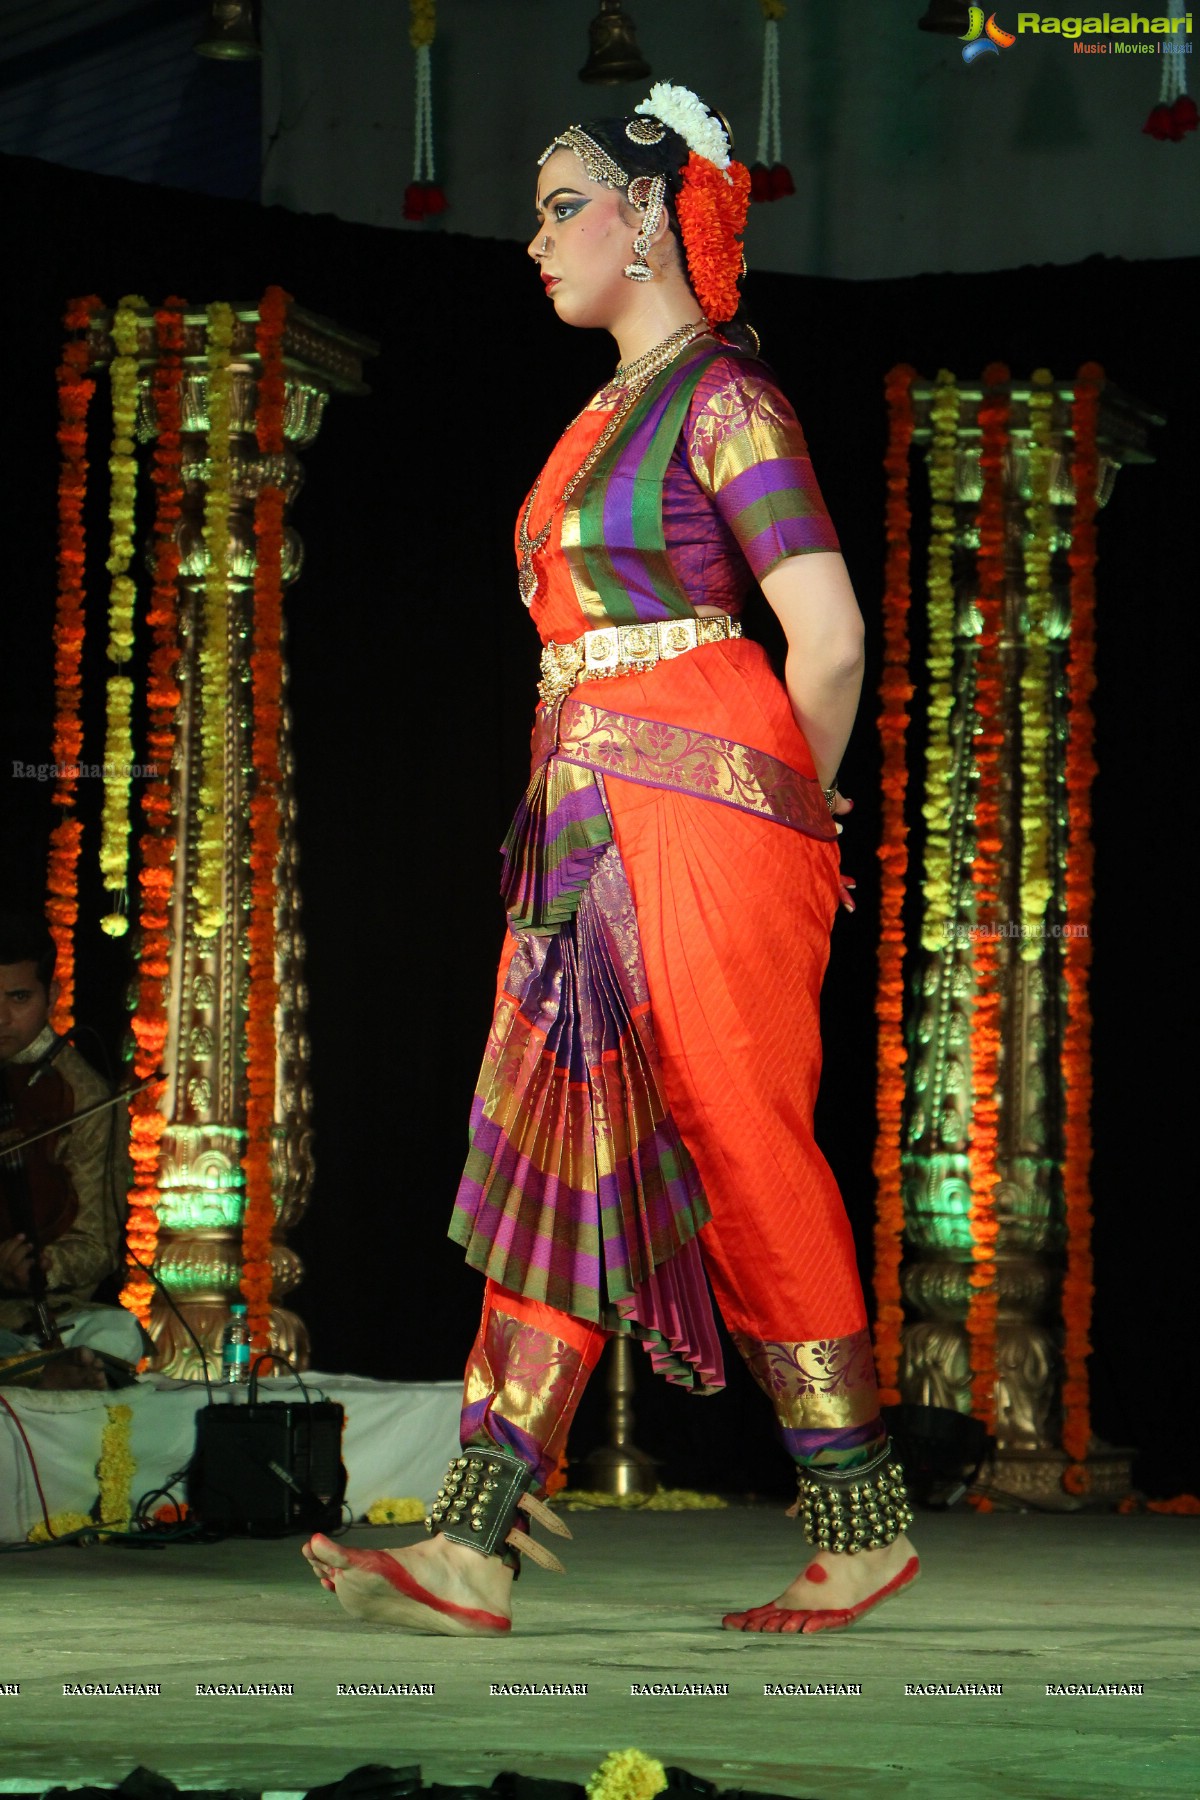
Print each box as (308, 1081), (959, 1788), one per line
(425, 1445), (572, 1572)
(796, 1438), (914, 1554)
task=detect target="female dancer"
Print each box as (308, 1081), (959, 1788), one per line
(304, 83), (919, 1636)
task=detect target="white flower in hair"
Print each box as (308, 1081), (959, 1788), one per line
(634, 83), (730, 170)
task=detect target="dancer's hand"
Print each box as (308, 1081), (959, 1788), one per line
(832, 789), (854, 835)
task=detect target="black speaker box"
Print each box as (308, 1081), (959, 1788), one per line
(188, 1399), (347, 1536)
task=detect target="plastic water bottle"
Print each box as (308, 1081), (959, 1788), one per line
(220, 1303), (251, 1391)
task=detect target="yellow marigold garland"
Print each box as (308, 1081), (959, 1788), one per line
(27, 1510), (95, 1544)
(919, 368), (960, 951)
(964, 364), (1010, 1432)
(26, 1403), (136, 1542)
(193, 300), (235, 939)
(559, 1488), (727, 1511)
(97, 1402), (136, 1529)
(98, 295), (146, 937)
(240, 285), (293, 1351)
(1060, 363), (1103, 1491)
(586, 1751), (667, 1800)
(409, 0), (435, 49)
(1018, 369), (1057, 959)
(365, 1497), (425, 1525)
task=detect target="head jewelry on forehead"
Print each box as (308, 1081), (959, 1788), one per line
(538, 125), (629, 191)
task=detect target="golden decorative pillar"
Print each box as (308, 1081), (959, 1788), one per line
(898, 377), (1158, 1507)
(106, 302), (378, 1378)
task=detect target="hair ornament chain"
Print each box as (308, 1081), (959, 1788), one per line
(539, 125), (628, 189)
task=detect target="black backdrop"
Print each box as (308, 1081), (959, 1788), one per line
(3, 152), (1196, 1498)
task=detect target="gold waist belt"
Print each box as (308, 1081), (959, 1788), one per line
(538, 614), (742, 705)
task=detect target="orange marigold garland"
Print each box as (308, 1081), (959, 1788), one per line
(240, 285), (292, 1351)
(1060, 362), (1103, 1489)
(871, 365), (917, 1406)
(675, 153), (751, 326)
(47, 296), (102, 1032)
(119, 297), (186, 1326)
(964, 364), (1010, 1431)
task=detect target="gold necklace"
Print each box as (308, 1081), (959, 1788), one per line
(517, 320), (709, 608)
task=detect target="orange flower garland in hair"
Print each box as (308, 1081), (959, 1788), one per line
(120, 297), (187, 1327)
(47, 296), (102, 1032)
(1060, 362), (1103, 1493)
(240, 285), (293, 1352)
(675, 153), (751, 325)
(964, 364), (1010, 1431)
(871, 365), (917, 1406)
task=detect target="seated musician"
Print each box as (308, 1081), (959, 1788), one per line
(0, 912), (144, 1381)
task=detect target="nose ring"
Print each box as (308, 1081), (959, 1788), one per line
(540, 235), (550, 254)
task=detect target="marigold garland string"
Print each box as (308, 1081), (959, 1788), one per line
(120, 296), (186, 1326)
(47, 296), (102, 1032)
(586, 1750), (667, 1800)
(919, 369), (959, 952)
(240, 284), (292, 1351)
(193, 300), (235, 939)
(676, 153), (751, 326)
(26, 1404), (135, 1542)
(1060, 362), (1103, 1491)
(871, 365), (916, 1406)
(963, 364), (1010, 1431)
(1018, 369), (1057, 960)
(98, 295), (146, 938)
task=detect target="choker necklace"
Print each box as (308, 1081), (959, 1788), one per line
(518, 320), (710, 608)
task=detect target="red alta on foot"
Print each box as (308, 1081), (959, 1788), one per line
(304, 1536), (512, 1636)
(721, 1554), (920, 1634)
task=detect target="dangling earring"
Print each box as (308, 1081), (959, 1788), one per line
(623, 173), (666, 283)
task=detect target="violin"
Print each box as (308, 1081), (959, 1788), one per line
(0, 1054), (76, 1347)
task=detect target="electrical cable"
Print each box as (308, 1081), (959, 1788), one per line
(0, 1391), (57, 1540)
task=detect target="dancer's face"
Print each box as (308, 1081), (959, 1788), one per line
(528, 150), (632, 331)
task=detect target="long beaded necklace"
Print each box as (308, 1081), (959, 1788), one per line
(517, 320), (709, 607)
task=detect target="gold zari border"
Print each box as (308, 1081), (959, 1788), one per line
(550, 698), (837, 842)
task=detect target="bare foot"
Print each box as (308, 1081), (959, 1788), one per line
(39, 1348), (108, 1391)
(723, 1532), (920, 1633)
(302, 1532), (515, 1636)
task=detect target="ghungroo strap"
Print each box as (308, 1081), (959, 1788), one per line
(425, 1447), (572, 1573)
(797, 1438), (914, 1554)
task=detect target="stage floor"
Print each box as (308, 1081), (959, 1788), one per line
(0, 1508), (1195, 1799)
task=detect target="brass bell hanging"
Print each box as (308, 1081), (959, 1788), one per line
(196, 0), (261, 60)
(579, 1), (651, 85)
(916, 0), (974, 32)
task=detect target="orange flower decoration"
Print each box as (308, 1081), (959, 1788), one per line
(675, 154), (751, 325)
(47, 296), (102, 1031)
(871, 365), (917, 1406)
(120, 297), (186, 1328)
